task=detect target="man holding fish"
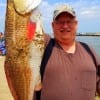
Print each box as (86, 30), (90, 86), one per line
(4, 0), (100, 100)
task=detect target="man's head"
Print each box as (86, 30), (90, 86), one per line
(53, 4), (76, 21)
(52, 4), (78, 45)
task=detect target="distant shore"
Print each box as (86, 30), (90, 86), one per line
(76, 34), (100, 36)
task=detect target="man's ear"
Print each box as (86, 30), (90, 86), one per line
(76, 20), (78, 25)
(52, 22), (54, 28)
(75, 20), (78, 29)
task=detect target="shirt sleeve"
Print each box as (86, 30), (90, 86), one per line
(44, 33), (51, 46)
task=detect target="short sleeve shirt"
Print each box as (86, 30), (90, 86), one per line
(41, 41), (100, 100)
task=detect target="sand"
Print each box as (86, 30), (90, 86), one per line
(0, 56), (13, 100)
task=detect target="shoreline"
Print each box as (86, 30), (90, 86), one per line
(76, 35), (100, 36)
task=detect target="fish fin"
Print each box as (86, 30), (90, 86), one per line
(4, 62), (18, 100)
(34, 83), (42, 91)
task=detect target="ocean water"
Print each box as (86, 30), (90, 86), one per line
(76, 36), (100, 58)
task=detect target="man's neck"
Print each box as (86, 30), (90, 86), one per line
(58, 40), (76, 54)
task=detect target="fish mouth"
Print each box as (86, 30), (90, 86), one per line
(13, 0), (42, 14)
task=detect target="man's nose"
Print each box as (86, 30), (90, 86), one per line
(63, 22), (69, 28)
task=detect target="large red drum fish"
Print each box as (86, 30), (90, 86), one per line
(4, 0), (44, 100)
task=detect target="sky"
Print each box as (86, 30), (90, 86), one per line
(0, 0), (100, 35)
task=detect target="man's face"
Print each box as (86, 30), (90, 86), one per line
(52, 12), (78, 44)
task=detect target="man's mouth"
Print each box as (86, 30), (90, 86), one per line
(60, 29), (71, 33)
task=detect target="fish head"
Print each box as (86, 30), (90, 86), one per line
(13, 0), (42, 14)
(27, 9), (44, 41)
(30, 9), (42, 23)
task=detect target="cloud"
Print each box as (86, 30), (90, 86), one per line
(40, 0), (100, 21)
(40, 1), (54, 22)
(39, 1), (74, 33)
(39, 1), (58, 33)
(39, 0), (100, 33)
(80, 11), (100, 18)
(71, 1), (100, 19)
(0, 0), (100, 33)
(0, 2), (6, 17)
(77, 5), (100, 19)
(0, 16), (4, 20)
(40, 1), (71, 20)
(0, 2), (6, 7)
(0, 1), (6, 32)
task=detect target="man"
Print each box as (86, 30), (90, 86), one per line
(35, 4), (100, 100)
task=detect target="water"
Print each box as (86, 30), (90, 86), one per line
(76, 36), (100, 58)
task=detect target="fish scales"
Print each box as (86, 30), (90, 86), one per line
(4, 0), (44, 100)
(5, 0), (31, 100)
